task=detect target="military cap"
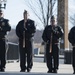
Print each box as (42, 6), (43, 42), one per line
(24, 10), (28, 14)
(51, 15), (55, 20)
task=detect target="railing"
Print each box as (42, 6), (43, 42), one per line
(6, 42), (40, 62)
(6, 42), (19, 62)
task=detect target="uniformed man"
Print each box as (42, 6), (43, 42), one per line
(42, 16), (63, 73)
(0, 10), (11, 72)
(68, 26), (75, 74)
(16, 10), (36, 72)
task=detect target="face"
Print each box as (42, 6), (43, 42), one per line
(50, 20), (55, 26)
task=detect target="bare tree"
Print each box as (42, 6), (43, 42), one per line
(24, 0), (57, 62)
(25, 0), (56, 28)
(68, 0), (75, 28)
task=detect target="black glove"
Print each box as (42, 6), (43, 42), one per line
(52, 28), (59, 34)
(23, 27), (27, 31)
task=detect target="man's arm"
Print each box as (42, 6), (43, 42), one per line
(16, 22), (21, 38)
(68, 28), (75, 46)
(28, 20), (36, 34)
(53, 26), (64, 38)
(42, 26), (48, 42)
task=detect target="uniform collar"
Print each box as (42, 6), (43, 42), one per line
(0, 17), (4, 21)
(23, 19), (30, 22)
(51, 24), (57, 27)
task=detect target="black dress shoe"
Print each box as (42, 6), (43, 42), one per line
(20, 70), (25, 72)
(27, 68), (31, 72)
(53, 69), (57, 73)
(20, 69), (26, 72)
(1, 68), (5, 72)
(47, 70), (52, 73)
(73, 72), (75, 74)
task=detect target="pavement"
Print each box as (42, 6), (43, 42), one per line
(0, 55), (74, 75)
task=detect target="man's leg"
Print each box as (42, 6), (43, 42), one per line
(46, 51), (52, 73)
(53, 45), (59, 73)
(19, 47), (26, 72)
(27, 42), (33, 72)
(0, 40), (6, 72)
(73, 48), (75, 74)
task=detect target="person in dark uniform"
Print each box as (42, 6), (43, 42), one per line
(16, 10), (36, 72)
(42, 16), (63, 73)
(0, 10), (11, 72)
(68, 26), (75, 74)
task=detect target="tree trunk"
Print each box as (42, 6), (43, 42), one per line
(57, 0), (69, 51)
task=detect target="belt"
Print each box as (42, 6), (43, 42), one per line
(19, 38), (31, 41)
(54, 43), (59, 45)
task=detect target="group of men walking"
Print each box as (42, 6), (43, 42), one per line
(0, 9), (75, 74)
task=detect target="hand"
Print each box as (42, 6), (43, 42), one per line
(0, 27), (2, 31)
(52, 28), (59, 34)
(46, 40), (49, 44)
(23, 28), (27, 31)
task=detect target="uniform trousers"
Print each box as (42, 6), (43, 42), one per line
(72, 47), (75, 72)
(46, 44), (59, 71)
(19, 40), (33, 71)
(0, 39), (6, 70)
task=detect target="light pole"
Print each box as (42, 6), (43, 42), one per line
(0, 0), (7, 10)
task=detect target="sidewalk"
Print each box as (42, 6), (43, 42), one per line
(5, 61), (73, 74)
(4, 55), (73, 75)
